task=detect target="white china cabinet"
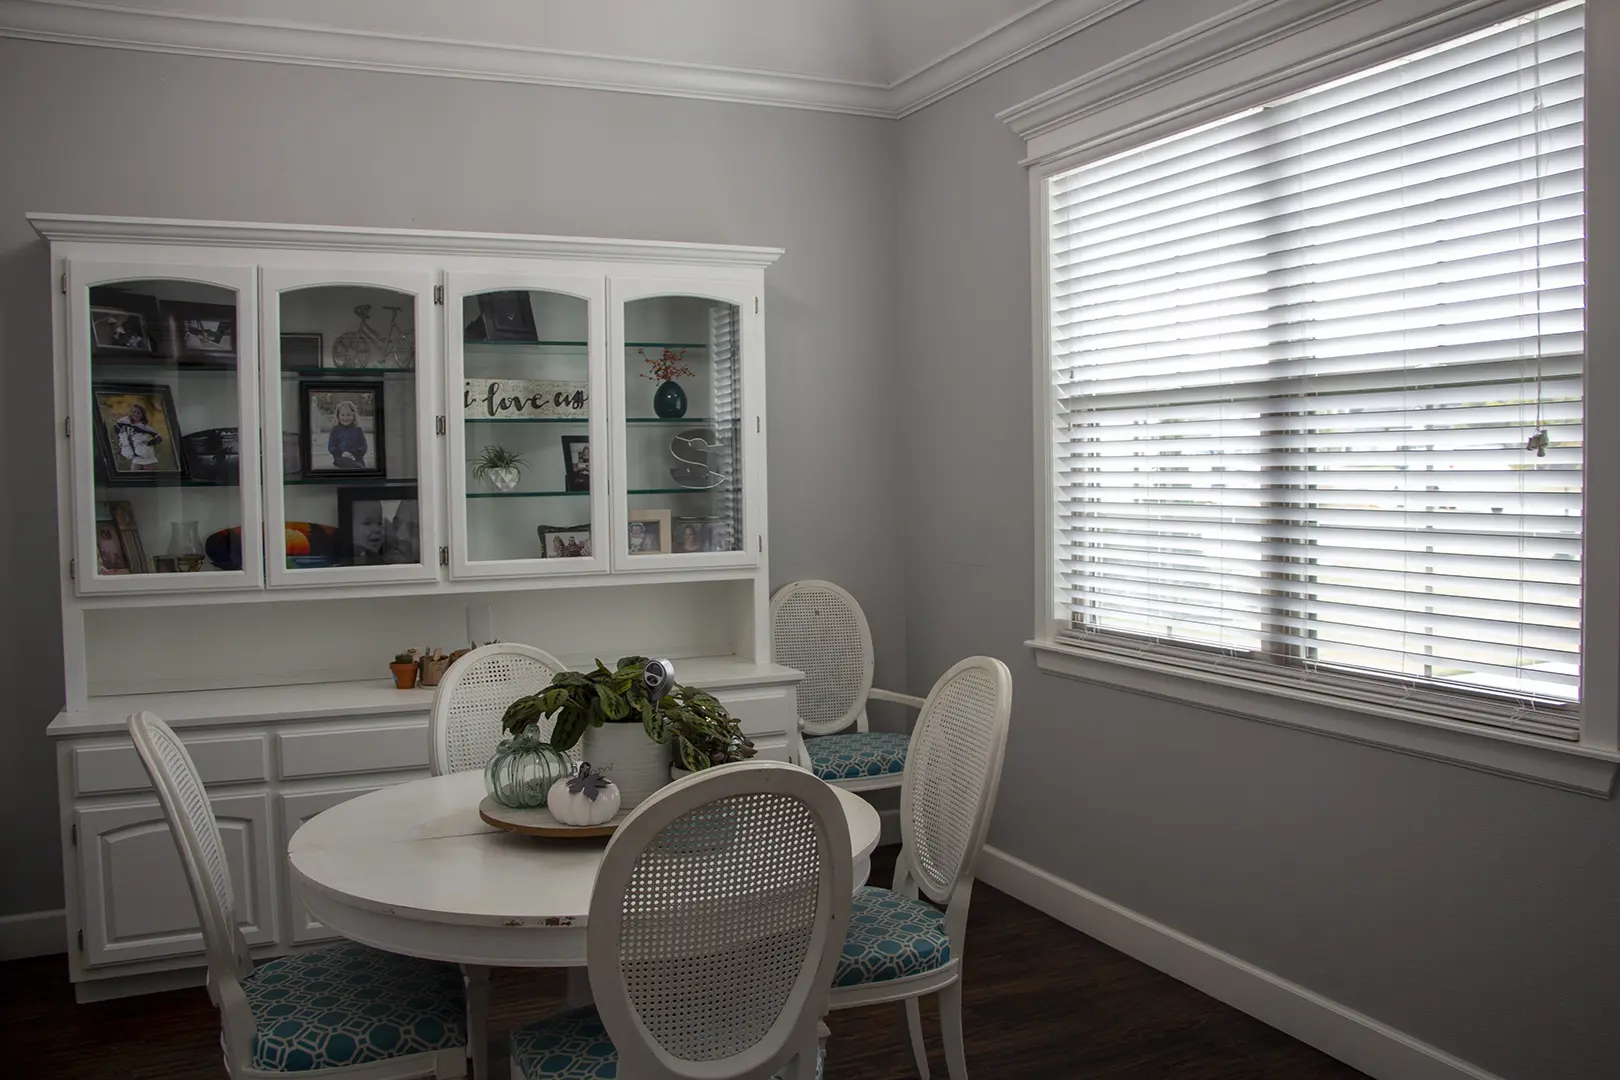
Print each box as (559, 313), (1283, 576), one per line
(32, 215), (793, 1000)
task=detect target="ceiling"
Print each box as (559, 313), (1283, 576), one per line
(0, 0), (1146, 117)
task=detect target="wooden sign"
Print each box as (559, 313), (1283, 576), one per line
(463, 379), (588, 420)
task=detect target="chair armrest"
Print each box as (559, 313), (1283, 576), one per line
(870, 687), (926, 711)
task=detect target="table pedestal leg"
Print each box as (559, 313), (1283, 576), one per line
(464, 963), (491, 1079)
(565, 967), (593, 1009)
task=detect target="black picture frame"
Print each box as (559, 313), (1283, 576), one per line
(91, 382), (188, 483)
(300, 381), (386, 478)
(337, 485), (420, 567)
(281, 332), (323, 369)
(471, 291), (538, 342)
(90, 307), (154, 358)
(538, 523), (592, 559)
(163, 299), (238, 361)
(560, 435), (591, 492)
(89, 286), (165, 360)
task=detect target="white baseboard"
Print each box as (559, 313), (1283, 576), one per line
(977, 847), (1505, 1080)
(0, 909), (66, 960)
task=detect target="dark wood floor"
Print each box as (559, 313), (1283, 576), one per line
(2, 849), (1366, 1079)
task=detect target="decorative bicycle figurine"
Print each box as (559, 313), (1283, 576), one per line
(332, 304), (414, 369)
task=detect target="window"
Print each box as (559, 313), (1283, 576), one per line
(1044, 1), (1585, 739)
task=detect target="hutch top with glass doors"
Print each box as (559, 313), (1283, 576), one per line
(33, 214), (801, 999)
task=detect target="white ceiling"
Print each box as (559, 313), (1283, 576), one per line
(0, 0), (1142, 116)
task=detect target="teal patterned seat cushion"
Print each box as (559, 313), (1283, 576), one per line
(806, 731), (909, 782)
(511, 1007), (822, 1079)
(834, 886), (951, 988)
(242, 941), (466, 1072)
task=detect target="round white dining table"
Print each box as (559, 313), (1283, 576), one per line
(288, 769), (882, 1079)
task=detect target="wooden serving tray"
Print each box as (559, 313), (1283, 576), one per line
(478, 795), (630, 838)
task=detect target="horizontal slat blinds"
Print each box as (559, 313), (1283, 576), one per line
(1046, 1), (1585, 737)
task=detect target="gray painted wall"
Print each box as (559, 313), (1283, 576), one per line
(0, 39), (905, 916)
(895, 2), (1618, 1079)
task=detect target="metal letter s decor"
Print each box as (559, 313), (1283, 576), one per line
(462, 379), (589, 420)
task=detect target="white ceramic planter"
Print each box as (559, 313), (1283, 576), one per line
(581, 723), (669, 808)
(486, 467), (521, 491)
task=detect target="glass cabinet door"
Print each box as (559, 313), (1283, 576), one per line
(445, 273), (609, 578)
(610, 280), (757, 569)
(260, 269), (439, 585)
(67, 261), (262, 593)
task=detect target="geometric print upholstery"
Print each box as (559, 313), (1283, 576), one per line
(242, 942), (466, 1072)
(806, 731), (909, 783)
(833, 886), (951, 989)
(510, 1006), (823, 1079)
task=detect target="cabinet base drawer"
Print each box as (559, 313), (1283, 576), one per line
(276, 718), (428, 779)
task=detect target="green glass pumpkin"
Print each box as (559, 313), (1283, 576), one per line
(485, 728), (572, 809)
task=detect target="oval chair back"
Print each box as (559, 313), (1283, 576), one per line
(588, 761), (853, 1079)
(428, 643), (566, 775)
(126, 710), (257, 1065)
(770, 580), (875, 737)
(901, 656), (1014, 910)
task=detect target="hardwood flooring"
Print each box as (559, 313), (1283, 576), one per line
(1, 849), (1367, 1079)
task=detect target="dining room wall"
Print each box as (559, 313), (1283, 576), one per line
(0, 37), (905, 920)
(893, 1), (1620, 1078)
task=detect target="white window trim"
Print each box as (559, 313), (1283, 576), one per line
(1006, 0), (1620, 795)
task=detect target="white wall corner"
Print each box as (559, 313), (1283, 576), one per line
(977, 847), (1509, 1080)
(0, 908), (67, 960)
(888, 0), (1148, 118)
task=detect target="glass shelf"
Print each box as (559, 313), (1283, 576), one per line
(285, 477), (419, 487)
(627, 416), (733, 425)
(464, 339), (588, 347)
(100, 477), (241, 489)
(463, 417), (588, 425)
(283, 366), (417, 377)
(466, 486), (728, 499)
(625, 342), (710, 350)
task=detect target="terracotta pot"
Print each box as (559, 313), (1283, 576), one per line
(389, 662), (419, 690)
(419, 656), (451, 687)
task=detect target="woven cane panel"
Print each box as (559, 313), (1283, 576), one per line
(619, 793), (823, 1063)
(908, 667), (1001, 898)
(445, 652), (561, 775)
(149, 724), (234, 918)
(772, 584), (871, 736)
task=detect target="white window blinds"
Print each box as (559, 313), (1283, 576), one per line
(1046, 0), (1585, 737)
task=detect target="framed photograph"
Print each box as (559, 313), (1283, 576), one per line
(163, 299), (237, 360)
(281, 332), (323, 369)
(705, 519), (735, 552)
(300, 381), (385, 477)
(561, 435), (591, 492)
(92, 383), (186, 482)
(471, 291), (537, 342)
(90, 307), (154, 357)
(151, 554), (182, 574)
(106, 500), (148, 572)
(627, 508), (671, 556)
(337, 486), (420, 567)
(94, 520), (130, 574)
(538, 523), (592, 559)
(672, 517), (709, 555)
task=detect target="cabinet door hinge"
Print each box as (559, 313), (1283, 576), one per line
(435, 415), (446, 436)
(71, 823), (78, 846)
(76, 929), (84, 952)
(755, 296), (760, 314)
(439, 546), (449, 566)
(68, 558), (75, 581)
(64, 416), (71, 439)
(60, 272), (67, 295)
(434, 285), (444, 305)
(758, 535), (763, 553)
(755, 416), (760, 434)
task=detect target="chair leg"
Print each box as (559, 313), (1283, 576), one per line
(464, 963), (491, 1080)
(565, 967), (593, 1008)
(940, 981), (968, 1080)
(903, 996), (931, 1080)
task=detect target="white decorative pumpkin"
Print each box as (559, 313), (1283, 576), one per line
(547, 764), (621, 826)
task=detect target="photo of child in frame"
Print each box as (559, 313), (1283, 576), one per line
(338, 487), (419, 567)
(92, 384), (186, 480)
(301, 382), (385, 477)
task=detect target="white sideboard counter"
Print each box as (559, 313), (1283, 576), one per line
(48, 655), (802, 1001)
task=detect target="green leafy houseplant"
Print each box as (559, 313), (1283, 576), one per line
(500, 655), (756, 772)
(470, 445), (529, 488)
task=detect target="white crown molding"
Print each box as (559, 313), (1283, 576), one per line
(27, 213), (786, 268)
(999, 0), (1549, 168)
(888, 0), (1147, 118)
(0, 0), (895, 117)
(0, 0), (1150, 119)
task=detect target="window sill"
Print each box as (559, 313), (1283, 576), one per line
(1029, 639), (1618, 797)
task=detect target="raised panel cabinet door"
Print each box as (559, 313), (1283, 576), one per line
(278, 784), (398, 943)
(75, 793), (275, 968)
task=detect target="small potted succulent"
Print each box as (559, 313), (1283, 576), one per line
(389, 651), (419, 690)
(471, 444), (529, 491)
(500, 656), (752, 808)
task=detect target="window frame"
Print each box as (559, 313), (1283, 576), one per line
(1009, 0), (1619, 794)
